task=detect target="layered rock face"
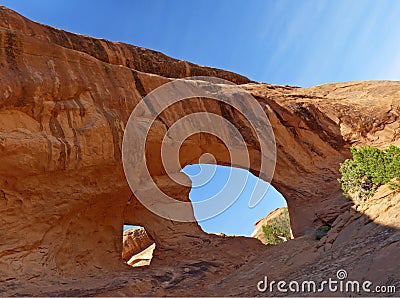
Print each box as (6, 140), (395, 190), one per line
(0, 6), (399, 296)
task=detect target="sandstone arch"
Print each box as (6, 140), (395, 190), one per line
(0, 6), (399, 281)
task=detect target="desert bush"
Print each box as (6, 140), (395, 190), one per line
(262, 207), (292, 245)
(338, 145), (400, 199)
(315, 225), (330, 240)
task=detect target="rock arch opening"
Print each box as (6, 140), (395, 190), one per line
(122, 225), (155, 267)
(182, 164), (292, 244)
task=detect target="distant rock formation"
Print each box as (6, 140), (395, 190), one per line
(122, 228), (154, 262)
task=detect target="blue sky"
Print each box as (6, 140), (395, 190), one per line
(2, 1), (399, 235)
(1, 0), (399, 86)
(182, 165), (286, 236)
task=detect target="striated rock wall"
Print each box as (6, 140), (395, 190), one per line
(0, 6), (250, 84)
(0, 6), (399, 293)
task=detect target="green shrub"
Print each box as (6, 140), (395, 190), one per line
(262, 207), (292, 245)
(315, 225), (330, 240)
(338, 145), (400, 199)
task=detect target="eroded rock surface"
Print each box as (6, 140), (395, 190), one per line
(0, 6), (399, 296)
(122, 228), (153, 262)
(127, 244), (155, 267)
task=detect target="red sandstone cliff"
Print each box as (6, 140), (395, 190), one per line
(0, 6), (399, 296)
